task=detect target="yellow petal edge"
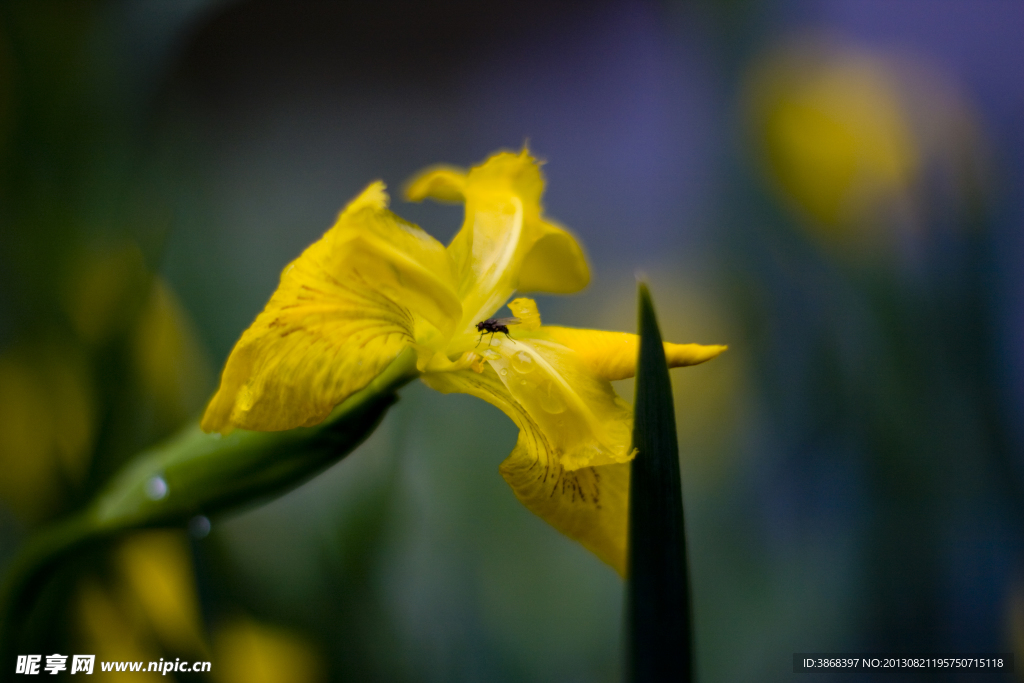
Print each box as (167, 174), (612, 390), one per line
(202, 183), (459, 433)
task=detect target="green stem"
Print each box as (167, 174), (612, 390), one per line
(0, 347), (420, 666)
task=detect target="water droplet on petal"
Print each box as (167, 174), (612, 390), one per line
(145, 476), (168, 501)
(511, 351), (535, 374)
(499, 368), (508, 377)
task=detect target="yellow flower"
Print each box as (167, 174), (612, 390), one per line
(213, 618), (323, 683)
(0, 343), (95, 522)
(745, 39), (918, 238)
(202, 150), (724, 574)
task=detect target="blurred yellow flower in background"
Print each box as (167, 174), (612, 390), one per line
(746, 39), (919, 237)
(116, 531), (208, 657)
(201, 150), (725, 574)
(77, 578), (163, 682)
(77, 531), (206, 681)
(745, 37), (987, 253)
(132, 280), (215, 433)
(0, 344), (95, 523)
(213, 619), (324, 683)
(76, 530), (324, 683)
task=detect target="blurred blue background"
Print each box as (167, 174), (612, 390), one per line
(0, 1), (1022, 681)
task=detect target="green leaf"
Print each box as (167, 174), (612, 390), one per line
(0, 347), (420, 661)
(627, 283), (694, 683)
(91, 346), (418, 531)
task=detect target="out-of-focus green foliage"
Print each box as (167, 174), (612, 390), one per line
(0, 2), (337, 678)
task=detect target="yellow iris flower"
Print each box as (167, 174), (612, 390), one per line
(201, 150), (724, 574)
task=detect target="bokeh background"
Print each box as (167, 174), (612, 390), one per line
(1, 1), (1022, 681)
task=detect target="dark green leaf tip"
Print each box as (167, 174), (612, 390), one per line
(627, 282), (694, 683)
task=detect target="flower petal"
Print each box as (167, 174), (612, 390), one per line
(406, 150), (589, 333)
(507, 297), (541, 331)
(516, 219), (590, 294)
(543, 327), (727, 381)
(404, 165), (466, 204)
(490, 337), (635, 469)
(202, 183), (458, 433)
(421, 367), (629, 574)
(502, 449), (629, 577)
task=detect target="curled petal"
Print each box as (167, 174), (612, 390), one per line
(404, 165), (467, 204)
(543, 327), (727, 381)
(406, 150), (589, 332)
(421, 367), (629, 574)
(517, 219), (590, 294)
(202, 183), (458, 433)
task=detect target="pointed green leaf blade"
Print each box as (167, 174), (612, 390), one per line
(627, 283), (693, 683)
